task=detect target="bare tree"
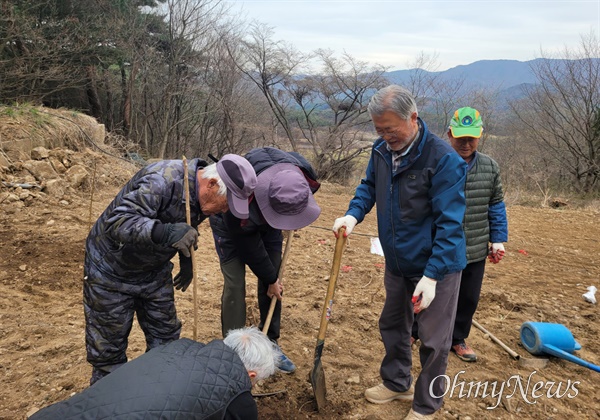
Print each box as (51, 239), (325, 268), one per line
(231, 25), (389, 181)
(425, 76), (467, 136)
(510, 32), (600, 193)
(398, 52), (467, 136)
(403, 51), (441, 108)
(285, 50), (388, 181)
(136, 0), (233, 159)
(233, 23), (310, 152)
(192, 26), (269, 158)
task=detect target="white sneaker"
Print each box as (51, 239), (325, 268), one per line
(364, 383), (414, 404)
(404, 408), (434, 419)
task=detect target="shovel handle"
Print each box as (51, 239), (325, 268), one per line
(262, 231), (294, 334)
(472, 320), (519, 360)
(316, 227), (347, 341)
(182, 156), (198, 341)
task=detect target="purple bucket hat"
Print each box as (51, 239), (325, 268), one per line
(216, 154), (257, 219)
(254, 163), (321, 230)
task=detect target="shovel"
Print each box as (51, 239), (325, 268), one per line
(310, 227), (347, 411)
(262, 231), (293, 334)
(472, 320), (548, 369)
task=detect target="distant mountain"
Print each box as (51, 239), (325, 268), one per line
(384, 59), (557, 114)
(494, 82), (538, 109)
(293, 59), (595, 120)
(385, 59), (540, 92)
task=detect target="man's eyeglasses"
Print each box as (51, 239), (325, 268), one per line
(375, 127), (398, 136)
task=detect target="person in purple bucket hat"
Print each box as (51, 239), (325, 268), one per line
(210, 147), (321, 373)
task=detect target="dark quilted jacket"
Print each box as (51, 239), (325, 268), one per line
(463, 152), (508, 263)
(245, 147), (320, 193)
(85, 159), (208, 281)
(29, 339), (252, 420)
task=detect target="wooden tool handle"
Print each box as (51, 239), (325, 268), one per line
(182, 156), (198, 341)
(262, 231), (294, 334)
(316, 227), (347, 341)
(472, 319), (519, 359)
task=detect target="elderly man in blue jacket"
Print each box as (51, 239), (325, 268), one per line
(333, 85), (467, 420)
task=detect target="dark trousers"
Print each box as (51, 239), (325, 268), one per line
(83, 261), (181, 384)
(219, 252), (282, 342)
(217, 230), (283, 342)
(379, 269), (461, 415)
(452, 259), (486, 346)
(411, 259), (486, 347)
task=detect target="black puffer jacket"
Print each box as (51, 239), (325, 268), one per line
(30, 339), (252, 420)
(209, 148), (319, 285)
(247, 147), (320, 193)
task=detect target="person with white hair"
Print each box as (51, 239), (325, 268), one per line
(83, 154), (257, 386)
(29, 327), (281, 419)
(333, 85), (468, 420)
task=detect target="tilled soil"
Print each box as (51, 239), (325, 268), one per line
(1, 178), (599, 420)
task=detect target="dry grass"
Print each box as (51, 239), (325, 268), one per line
(0, 105), (103, 163)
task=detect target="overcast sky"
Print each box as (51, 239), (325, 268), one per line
(226, 0), (599, 71)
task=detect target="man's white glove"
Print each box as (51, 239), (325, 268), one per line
(412, 276), (437, 313)
(332, 215), (357, 237)
(490, 243), (505, 254)
(488, 243), (505, 264)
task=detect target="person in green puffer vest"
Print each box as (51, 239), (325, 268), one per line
(446, 107), (509, 361)
(412, 107), (508, 363)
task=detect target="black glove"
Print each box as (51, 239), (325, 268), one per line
(157, 223), (198, 258)
(173, 253), (193, 292)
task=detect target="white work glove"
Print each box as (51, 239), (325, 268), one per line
(488, 243), (505, 264)
(332, 215), (357, 238)
(412, 276), (437, 313)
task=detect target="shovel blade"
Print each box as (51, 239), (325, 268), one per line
(310, 359), (326, 411)
(517, 356), (549, 369)
(310, 342), (326, 411)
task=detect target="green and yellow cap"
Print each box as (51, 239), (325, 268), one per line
(449, 107), (483, 138)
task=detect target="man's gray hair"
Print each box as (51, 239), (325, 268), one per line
(367, 85), (418, 120)
(224, 326), (281, 381)
(201, 163), (226, 196)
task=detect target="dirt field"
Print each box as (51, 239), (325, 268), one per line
(1, 148), (600, 420)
